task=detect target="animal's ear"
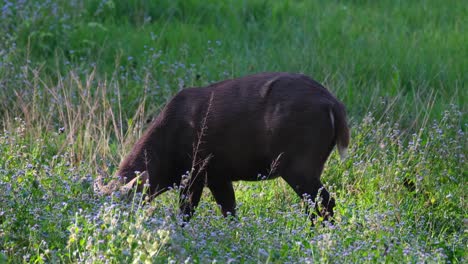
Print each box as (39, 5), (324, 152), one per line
(140, 171), (149, 184)
(119, 176), (137, 194)
(136, 171), (150, 192)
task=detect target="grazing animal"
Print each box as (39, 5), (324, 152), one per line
(95, 72), (350, 223)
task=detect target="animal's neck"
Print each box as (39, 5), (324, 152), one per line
(117, 125), (165, 184)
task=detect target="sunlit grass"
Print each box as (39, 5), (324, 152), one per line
(1, 105), (465, 262)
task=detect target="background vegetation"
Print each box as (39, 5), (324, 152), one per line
(0, 0), (466, 263)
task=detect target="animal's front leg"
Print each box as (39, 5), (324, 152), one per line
(208, 179), (236, 217)
(179, 177), (204, 222)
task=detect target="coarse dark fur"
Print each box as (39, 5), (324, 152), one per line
(107, 72), (350, 222)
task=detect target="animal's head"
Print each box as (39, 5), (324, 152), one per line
(94, 169), (149, 196)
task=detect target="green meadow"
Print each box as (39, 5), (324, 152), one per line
(0, 0), (466, 263)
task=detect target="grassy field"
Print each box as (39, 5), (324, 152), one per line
(0, 0), (466, 263)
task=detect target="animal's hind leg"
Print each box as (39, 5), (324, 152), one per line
(179, 174), (205, 222)
(282, 158), (335, 222)
(208, 179), (236, 218)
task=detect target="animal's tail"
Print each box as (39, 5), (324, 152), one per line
(330, 102), (350, 160)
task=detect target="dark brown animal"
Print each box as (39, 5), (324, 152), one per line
(95, 72), (349, 223)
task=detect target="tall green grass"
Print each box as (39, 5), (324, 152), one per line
(1, 0), (466, 123)
(0, 0), (466, 263)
